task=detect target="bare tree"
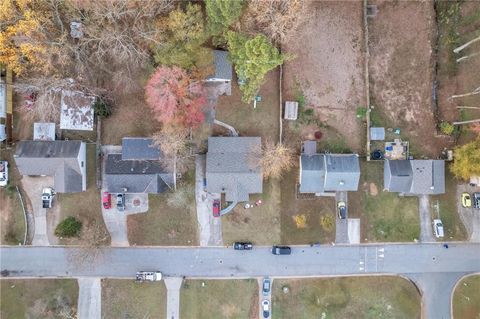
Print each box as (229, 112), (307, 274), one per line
(253, 140), (296, 179)
(152, 125), (192, 174)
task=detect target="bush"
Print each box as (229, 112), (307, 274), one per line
(440, 121), (455, 135)
(55, 217), (82, 238)
(93, 96), (112, 118)
(320, 215), (334, 232)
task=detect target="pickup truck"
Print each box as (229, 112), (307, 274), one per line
(136, 271), (162, 282)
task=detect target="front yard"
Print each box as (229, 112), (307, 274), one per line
(180, 279), (258, 319)
(453, 275), (480, 319)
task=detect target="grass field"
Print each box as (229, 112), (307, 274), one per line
(102, 279), (166, 319)
(127, 171), (198, 246)
(180, 279), (258, 319)
(272, 276), (421, 319)
(0, 279), (78, 318)
(453, 275), (480, 319)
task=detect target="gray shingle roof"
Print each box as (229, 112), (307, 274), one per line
(206, 137), (262, 202)
(121, 138), (160, 160)
(208, 50), (232, 81)
(299, 154), (325, 193)
(14, 140), (85, 193)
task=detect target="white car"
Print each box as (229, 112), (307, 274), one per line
(433, 219), (444, 238)
(0, 161), (8, 187)
(262, 300), (270, 318)
(136, 271), (162, 282)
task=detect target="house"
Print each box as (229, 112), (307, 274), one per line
(104, 137), (175, 194)
(206, 137), (262, 202)
(207, 50), (233, 83)
(384, 160), (445, 195)
(299, 142), (360, 193)
(14, 140), (86, 192)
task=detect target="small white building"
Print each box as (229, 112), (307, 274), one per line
(284, 101), (299, 120)
(33, 123), (56, 141)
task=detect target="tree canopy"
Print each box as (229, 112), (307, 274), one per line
(451, 137), (480, 180)
(205, 0), (245, 37)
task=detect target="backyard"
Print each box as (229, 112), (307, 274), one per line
(102, 279), (166, 319)
(180, 279), (258, 319)
(272, 276), (421, 319)
(0, 279), (78, 318)
(453, 275), (480, 319)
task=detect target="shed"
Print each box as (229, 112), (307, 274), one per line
(33, 122), (56, 141)
(302, 141), (317, 156)
(284, 101), (299, 120)
(370, 127), (385, 141)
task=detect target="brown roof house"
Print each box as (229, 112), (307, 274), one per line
(14, 140), (86, 192)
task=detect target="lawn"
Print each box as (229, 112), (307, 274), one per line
(350, 160), (420, 242)
(453, 275), (480, 319)
(0, 279), (78, 318)
(222, 179), (281, 245)
(280, 168), (336, 245)
(272, 276), (421, 319)
(127, 171), (198, 246)
(102, 279), (166, 319)
(56, 144), (110, 246)
(431, 167), (467, 241)
(180, 279), (258, 319)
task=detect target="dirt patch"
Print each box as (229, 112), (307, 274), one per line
(282, 1), (366, 152)
(369, 183), (378, 196)
(368, 0), (452, 157)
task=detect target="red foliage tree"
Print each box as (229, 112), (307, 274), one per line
(145, 66), (206, 127)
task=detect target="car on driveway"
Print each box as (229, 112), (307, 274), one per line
(262, 278), (271, 296)
(461, 193), (471, 208)
(337, 201), (346, 219)
(116, 193), (125, 211)
(0, 161), (8, 187)
(474, 193), (480, 209)
(272, 246), (291, 255)
(213, 199), (221, 217)
(234, 242), (253, 250)
(262, 299), (270, 318)
(103, 192), (111, 209)
(433, 219), (444, 238)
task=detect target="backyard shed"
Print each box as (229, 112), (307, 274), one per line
(370, 127), (385, 140)
(284, 101), (299, 120)
(33, 123), (56, 141)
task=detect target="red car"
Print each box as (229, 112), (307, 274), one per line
(102, 192), (111, 209)
(213, 199), (221, 217)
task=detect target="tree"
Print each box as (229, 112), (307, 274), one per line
(152, 124), (192, 173)
(257, 140), (295, 179)
(55, 217), (82, 237)
(145, 66), (206, 128)
(154, 3), (213, 77)
(206, 0), (245, 37)
(227, 31), (286, 102)
(451, 137), (480, 180)
(439, 121), (455, 135)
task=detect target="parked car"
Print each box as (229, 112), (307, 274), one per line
(272, 245), (291, 255)
(135, 271), (162, 282)
(461, 193), (472, 208)
(102, 192), (111, 209)
(116, 193), (125, 211)
(213, 199), (221, 217)
(262, 299), (270, 318)
(0, 161), (8, 187)
(262, 279), (271, 296)
(41, 187), (56, 208)
(433, 219), (444, 238)
(337, 201), (346, 219)
(473, 193), (480, 209)
(234, 242), (253, 250)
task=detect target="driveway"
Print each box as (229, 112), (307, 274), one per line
(77, 278), (101, 319)
(21, 176), (55, 246)
(165, 277), (182, 319)
(195, 155), (223, 246)
(335, 191), (348, 244)
(258, 278), (272, 319)
(419, 195), (435, 242)
(456, 183), (480, 241)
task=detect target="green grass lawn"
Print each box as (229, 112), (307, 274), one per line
(102, 279), (166, 319)
(0, 279), (78, 318)
(127, 171), (198, 246)
(222, 179), (281, 245)
(180, 279), (258, 319)
(272, 276), (421, 319)
(453, 275), (480, 319)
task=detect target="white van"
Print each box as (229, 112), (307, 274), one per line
(433, 219), (444, 238)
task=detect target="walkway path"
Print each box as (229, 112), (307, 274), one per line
(77, 278), (101, 319)
(213, 119), (239, 136)
(164, 277), (183, 319)
(419, 195), (435, 242)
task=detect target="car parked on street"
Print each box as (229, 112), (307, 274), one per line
(116, 193), (125, 211)
(272, 246), (291, 255)
(474, 193), (480, 209)
(135, 271), (162, 282)
(433, 219), (444, 238)
(262, 299), (270, 318)
(262, 278), (271, 296)
(102, 192), (111, 209)
(461, 193), (472, 208)
(0, 161), (8, 187)
(337, 201), (346, 219)
(233, 242), (253, 250)
(213, 199), (221, 217)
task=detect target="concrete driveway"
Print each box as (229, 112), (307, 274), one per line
(419, 195), (435, 242)
(77, 278), (101, 319)
(456, 184), (480, 241)
(335, 191), (348, 244)
(20, 176), (55, 246)
(258, 278), (272, 319)
(195, 155), (223, 246)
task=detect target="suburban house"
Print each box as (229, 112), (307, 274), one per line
(206, 137), (262, 203)
(205, 50), (232, 96)
(14, 140), (86, 192)
(384, 159), (445, 195)
(103, 137), (175, 194)
(299, 141), (360, 194)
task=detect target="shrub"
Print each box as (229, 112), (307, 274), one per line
(440, 121), (455, 135)
(55, 217), (82, 238)
(293, 214), (307, 229)
(93, 96), (112, 118)
(320, 215), (334, 232)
